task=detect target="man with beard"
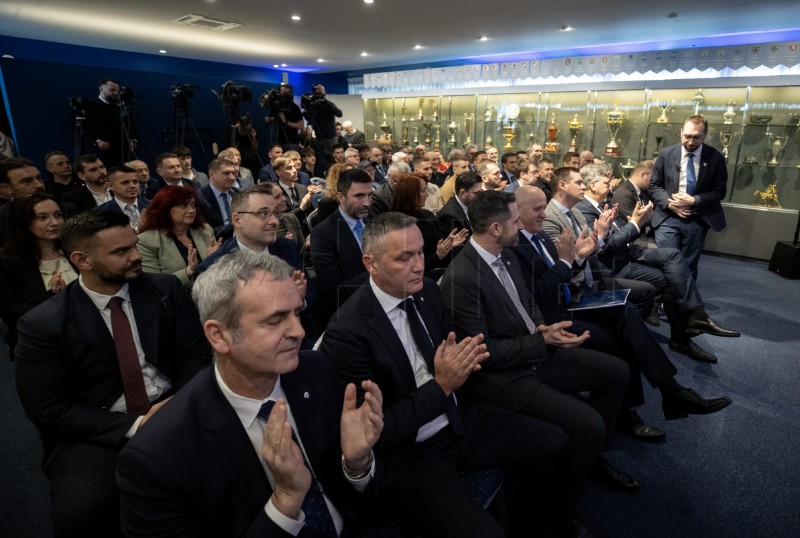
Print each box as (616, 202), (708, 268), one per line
(14, 210), (211, 537)
(85, 79), (134, 167)
(63, 154), (112, 212)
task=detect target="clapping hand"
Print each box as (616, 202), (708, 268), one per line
(340, 380), (383, 472)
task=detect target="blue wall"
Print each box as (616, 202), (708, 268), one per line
(0, 36), (348, 171)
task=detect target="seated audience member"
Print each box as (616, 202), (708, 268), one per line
(126, 159), (158, 197)
(390, 173), (467, 276)
(344, 147), (361, 167)
(425, 151), (446, 187)
(562, 152), (581, 168)
(274, 157), (314, 228)
(173, 145), (209, 186)
(0, 193), (77, 356)
(484, 146), (499, 164)
(439, 155), (471, 205)
(370, 147), (388, 185)
(95, 165), (150, 232)
(413, 156), (442, 214)
(284, 149), (312, 186)
(369, 161), (410, 218)
(118, 250), (384, 537)
(321, 212), (593, 537)
(575, 163), (739, 362)
(478, 161), (506, 191)
(579, 151), (595, 169)
(329, 142), (346, 165)
(511, 185), (733, 442)
(63, 154), (111, 211)
(310, 162), (355, 226)
(137, 185), (217, 287)
(197, 158), (240, 239)
(437, 172), (482, 239)
(0, 157), (47, 240)
(43, 151), (81, 200)
(217, 147), (255, 188)
(257, 144), (284, 183)
(500, 151), (518, 184)
(300, 145), (325, 178)
(342, 120), (366, 147)
(145, 152), (201, 199)
(534, 158), (555, 201)
(528, 143), (544, 164)
(257, 182), (306, 256)
(504, 158), (540, 193)
(310, 169), (373, 324)
(441, 190), (636, 496)
(14, 210), (210, 537)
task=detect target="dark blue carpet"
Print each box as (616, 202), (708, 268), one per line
(1, 253), (798, 537)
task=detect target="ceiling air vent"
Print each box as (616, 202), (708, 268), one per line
(173, 14), (242, 31)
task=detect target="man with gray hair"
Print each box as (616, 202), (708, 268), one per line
(344, 147), (361, 167)
(118, 250), (385, 536)
(370, 161), (410, 218)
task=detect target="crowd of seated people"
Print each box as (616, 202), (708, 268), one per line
(0, 124), (739, 537)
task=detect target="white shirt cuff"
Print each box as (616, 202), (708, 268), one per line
(126, 415), (145, 439)
(264, 499), (305, 535)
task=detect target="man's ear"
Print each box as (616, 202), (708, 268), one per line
(204, 320), (231, 356)
(69, 250), (92, 273)
(0, 183), (12, 198)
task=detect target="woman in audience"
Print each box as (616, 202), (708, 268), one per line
(0, 193), (77, 355)
(137, 185), (218, 287)
(389, 172), (467, 275)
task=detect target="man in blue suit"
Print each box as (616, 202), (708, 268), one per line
(197, 158), (239, 238)
(118, 250), (385, 537)
(650, 115), (728, 279)
(94, 165), (149, 231)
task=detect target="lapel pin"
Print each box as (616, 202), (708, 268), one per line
(303, 391), (310, 399)
(419, 296), (425, 302)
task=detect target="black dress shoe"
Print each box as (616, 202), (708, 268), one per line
(590, 457), (640, 493)
(661, 387), (732, 421)
(617, 409), (666, 441)
(669, 338), (718, 363)
(686, 317), (740, 337)
(645, 306), (661, 326)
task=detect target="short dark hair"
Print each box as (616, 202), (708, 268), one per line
(354, 143), (370, 153)
(562, 152), (579, 165)
(553, 166), (579, 188)
(44, 151), (68, 164)
(300, 146), (316, 158)
(537, 158), (554, 169)
(99, 78), (119, 86)
(336, 169), (372, 195)
(468, 190), (515, 234)
(0, 157), (36, 185)
(154, 153), (178, 168)
(74, 154), (101, 174)
(208, 158), (236, 174)
(455, 172), (482, 195)
(61, 210), (131, 256)
(107, 165), (138, 181)
(501, 152), (517, 165)
(171, 146), (192, 158)
(331, 143), (345, 153)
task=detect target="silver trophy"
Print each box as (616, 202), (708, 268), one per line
(765, 134), (788, 167)
(464, 113), (474, 146)
(448, 121), (458, 144)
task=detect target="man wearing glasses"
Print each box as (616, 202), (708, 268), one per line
(650, 115), (728, 279)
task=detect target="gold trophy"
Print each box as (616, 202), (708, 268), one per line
(401, 101), (407, 123)
(413, 127), (419, 145)
(656, 100), (674, 123)
(502, 125), (516, 150)
(434, 127), (441, 151)
(417, 98), (424, 120)
(753, 184), (781, 208)
(765, 133), (788, 167)
(423, 122), (432, 146)
(723, 100), (737, 125)
(448, 121), (458, 144)
(379, 112), (391, 143)
(568, 114), (583, 152)
(620, 159), (636, 180)
(464, 113), (474, 146)
(719, 131), (734, 163)
(604, 105), (626, 156)
(544, 114), (559, 152)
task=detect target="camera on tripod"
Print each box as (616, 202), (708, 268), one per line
(119, 86), (141, 105)
(259, 84), (295, 117)
(170, 83), (199, 103)
(68, 96), (90, 118)
(300, 84), (327, 121)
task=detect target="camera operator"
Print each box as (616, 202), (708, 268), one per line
(85, 79), (136, 167)
(263, 83), (304, 148)
(301, 84), (342, 153)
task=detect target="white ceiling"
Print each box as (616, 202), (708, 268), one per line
(0, 0), (798, 75)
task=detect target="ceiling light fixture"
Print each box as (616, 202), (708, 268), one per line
(158, 49), (167, 54)
(414, 45), (422, 50)
(291, 15), (301, 21)
(360, 52), (368, 57)
(560, 25), (573, 31)
(364, 0), (375, 4)
(281, 63), (287, 67)
(479, 36), (489, 41)
(273, 64), (279, 68)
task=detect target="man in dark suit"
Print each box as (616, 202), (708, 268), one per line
(63, 154), (112, 212)
(144, 153), (201, 200)
(499, 152), (518, 185)
(84, 78), (133, 167)
(117, 250), (384, 536)
(257, 144), (284, 183)
(14, 210), (211, 537)
(322, 212), (594, 537)
(311, 169), (373, 325)
(512, 185), (733, 440)
(273, 156), (312, 227)
(650, 115), (728, 279)
(436, 171), (481, 239)
(94, 165), (150, 232)
(441, 190), (638, 497)
(197, 158), (240, 238)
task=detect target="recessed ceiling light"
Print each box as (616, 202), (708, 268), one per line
(291, 15), (301, 21)
(414, 45), (422, 50)
(317, 58), (325, 62)
(364, 0), (374, 4)
(479, 36), (489, 42)
(281, 63), (287, 67)
(273, 64), (279, 68)
(560, 25), (573, 31)
(159, 49), (167, 54)
(360, 52), (368, 57)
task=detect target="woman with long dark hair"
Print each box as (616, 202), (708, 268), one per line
(0, 193), (77, 354)
(389, 173), (467, 275)
(137, 185), (218, 287)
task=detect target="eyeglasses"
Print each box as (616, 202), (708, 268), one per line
(682, 134), (705, 141)
(237, 210), (283, 220)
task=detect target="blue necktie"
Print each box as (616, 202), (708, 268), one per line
(402, 298), (465, 436)
(686, 152), (697, 195)
(258, 401), (338, 537)
(220, 192), (231, 224)
(531, 234), (571, 305)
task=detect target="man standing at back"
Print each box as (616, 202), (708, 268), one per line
(15, 210), (210, 537)
(650, 115), (728, 279)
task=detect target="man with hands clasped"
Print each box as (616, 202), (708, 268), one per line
(117, 250), (386, 537)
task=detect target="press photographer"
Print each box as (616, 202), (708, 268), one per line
(260, 83), (303, 147)
(301, 84), (342, 152)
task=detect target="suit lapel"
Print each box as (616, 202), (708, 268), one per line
(336, 212), (362, 255)
(159, 231), (188, 270)
(128, 278), (162, 368)
(66, 284), (118, 372)
(364, 289), (420, 390)
(466, 243), (528, 332)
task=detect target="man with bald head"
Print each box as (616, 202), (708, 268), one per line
(579, 151), (594, 169)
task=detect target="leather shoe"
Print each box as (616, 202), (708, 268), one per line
(662, 387), (732, 421)
(590, 457), (640, 493)
(669, 338), (718, 364)
(645, 306), (661, 326)
(686, 316), (740, 337)
(617, 409), (665, 441)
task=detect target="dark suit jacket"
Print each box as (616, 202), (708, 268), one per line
(436, 196), (472, 239)
(310, 209), (368, 321)
(144, 177), (201, 200)
(117, 353), (376, 537)
(0, 257), (56, 354)
(14, 273), (211, 473)
(94, 196), (150, 215)
(440, 242), (547, 403)
(320, 279), (453, 490)
(257, 163), (278, 183)
(574, 198), (642, 273)
(197, 184), (239, 237)
(368, 182), (392, 219)
(63, 184), (106, 212)
(194, 236), (300, 279)
(649, 143), (727, 232)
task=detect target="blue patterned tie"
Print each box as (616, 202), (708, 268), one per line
(532, 234), (571, 305)
(220, 192), (232, 224)
(686, 152), (697, 195)
(258, 401), (338, 537)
